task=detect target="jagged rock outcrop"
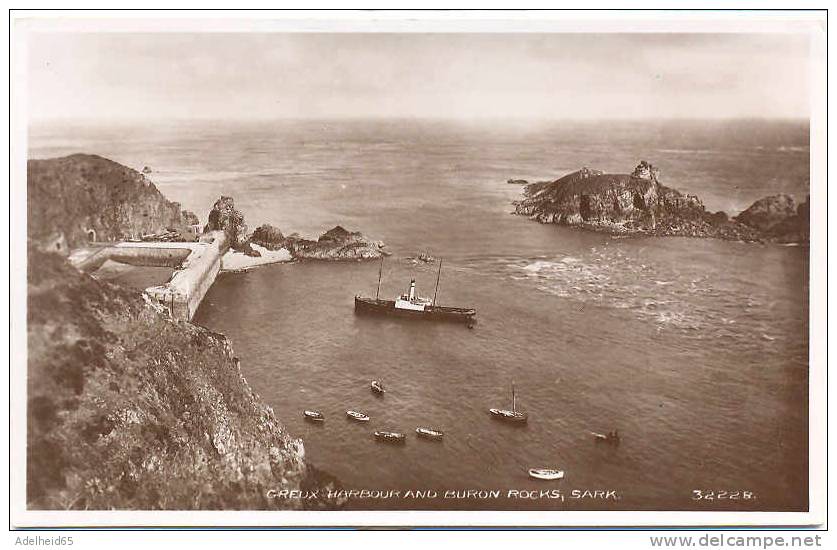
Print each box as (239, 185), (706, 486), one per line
(735, 194), (809, 244)
(28, 154), (195, 249)
(512, 161), (804, 242)
(249, 224), (286, 251)
(204, 196), (259, 256)
(27, 248), (341, 510)
(283, 225), (386, 261)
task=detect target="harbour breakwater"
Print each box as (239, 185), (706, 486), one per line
(72, 231), (229, 321)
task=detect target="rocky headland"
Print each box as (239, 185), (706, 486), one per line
(512, 161), (808, 244)
(26, 155), (349, 510)
(28, 154), (198, 251)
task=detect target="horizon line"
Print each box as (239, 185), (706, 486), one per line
(29, 115), (811, 125)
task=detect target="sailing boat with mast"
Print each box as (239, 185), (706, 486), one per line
(354, 257), (476, 323)
(489, 381), (528, 423)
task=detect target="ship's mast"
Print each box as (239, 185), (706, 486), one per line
(375, 255), (384, 300)
(432, 259), (442, 306)
(512, 382), (516, 412)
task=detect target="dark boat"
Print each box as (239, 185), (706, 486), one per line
(354, 257), (476, 324)
(303, 410), (325, 422)
(415, 427), (444, 440)
(374, 431), (407, 444)
(489, 382), (528, 423)
(371, 380), (386, 394)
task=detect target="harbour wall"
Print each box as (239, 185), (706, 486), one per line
(71, 230), (229, 321)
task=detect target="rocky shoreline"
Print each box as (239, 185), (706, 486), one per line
(26, 154), (353, 510)
(204, 196), (387, 265)
(512, 161), (808, 244)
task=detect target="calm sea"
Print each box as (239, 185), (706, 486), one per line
(29, 119), (810, 511)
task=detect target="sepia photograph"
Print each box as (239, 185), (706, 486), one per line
(9, 9), (827, 531)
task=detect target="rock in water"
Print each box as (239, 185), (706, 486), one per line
(735, 194), (798, 233)
(511, 161), (804, 243)
(736, 194), (809, 244)
(284, 225), (386, 261)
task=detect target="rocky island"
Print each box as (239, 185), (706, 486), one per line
(512, 161), (808, 244)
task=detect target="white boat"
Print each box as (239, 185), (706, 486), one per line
(528, 468), (565, 480)
(346, 410), (370, 422)
(371, 380), (386, 394)
(303, 410), (325, 422)
(591, 430), (620, 443)
(415, 427), (444, 440)
(489, 382), (528, 423)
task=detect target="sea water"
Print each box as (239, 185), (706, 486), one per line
(29, 118), (810, 510)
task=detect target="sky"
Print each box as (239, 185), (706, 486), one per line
(26, 32), (811, 121)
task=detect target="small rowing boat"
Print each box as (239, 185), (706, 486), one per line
(374, 431), (406, 444)
(415, 427), (444, 440)
(528, 468), (564, 480)
(346, 410), (370, 422)
(371, 380), (386, 394)
(303, 410), (325, 422)
(591, 430), (620, 444)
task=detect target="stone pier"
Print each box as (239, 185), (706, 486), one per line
(72, 230), (229, 321)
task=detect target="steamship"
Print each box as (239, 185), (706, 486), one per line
(354, 258), (476, 323)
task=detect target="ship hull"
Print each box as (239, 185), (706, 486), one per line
(354, 296), (476, 323)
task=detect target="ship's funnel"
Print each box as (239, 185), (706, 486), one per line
(409, 279), (416, 300)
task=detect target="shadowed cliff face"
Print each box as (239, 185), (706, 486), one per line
(26, 248), (340, 510)
(513, 162), (807, 243)
(28, 154), (194, 249)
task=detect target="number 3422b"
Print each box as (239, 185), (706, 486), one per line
(692, 490), (756, 501)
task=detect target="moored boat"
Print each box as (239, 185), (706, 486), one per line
(489, 382), (528, 423)
(354, 257), (476, 323)
(374, 431), (407, 444)
(591, 430), (620, 444)
(415, 427), (444, 440)
(346, 410), (370, 422)
(528, 468), (564, 480)
(303, 410), (325, 422)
